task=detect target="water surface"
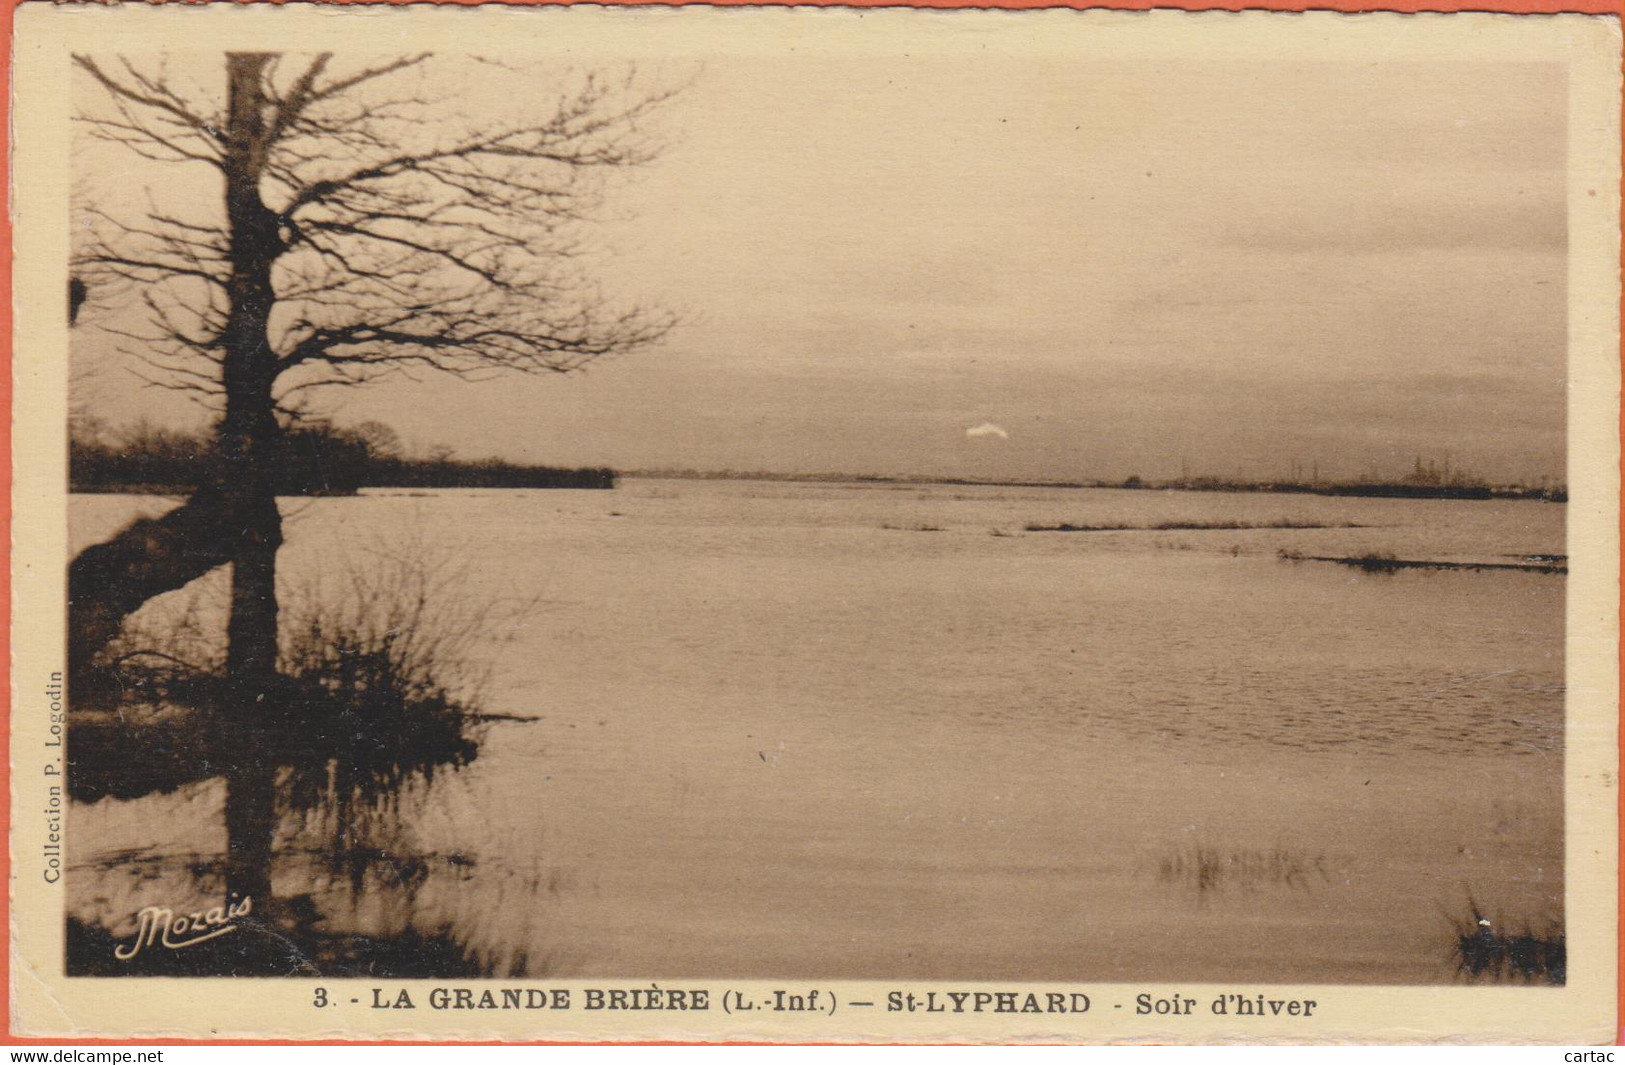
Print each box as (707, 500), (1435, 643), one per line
(68, 479), (1565, 983)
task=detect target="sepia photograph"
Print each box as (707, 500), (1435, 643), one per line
(9, 2), (1620, 1043)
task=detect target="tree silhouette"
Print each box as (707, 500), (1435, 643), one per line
(350, 420), (403, 461)
(71, 52), (675, 902)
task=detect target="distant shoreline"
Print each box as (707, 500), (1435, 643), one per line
(69, 464), (617, 496)
(69, 422), (617, 496)
(625, 469), (1566, 503)
(68, 469), (1566, 503)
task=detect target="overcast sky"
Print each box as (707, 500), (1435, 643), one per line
(73, 47), (1568, 484)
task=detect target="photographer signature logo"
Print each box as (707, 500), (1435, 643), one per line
(113, 896), (253, 961)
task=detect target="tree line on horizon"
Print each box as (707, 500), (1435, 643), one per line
(70, 416), (615, 495)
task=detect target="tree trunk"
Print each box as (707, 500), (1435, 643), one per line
(219, 492), (281, 906)
(67, 487), (242, 693)
(217, 53), (287, 907)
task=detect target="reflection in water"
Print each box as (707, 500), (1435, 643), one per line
(67, 546), (533, 977)
(67, 760), (551, 977)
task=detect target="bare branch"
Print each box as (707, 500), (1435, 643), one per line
(74, 55), (225, 164)
(75, 52), (683, 410)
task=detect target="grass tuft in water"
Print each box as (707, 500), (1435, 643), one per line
(1156, 842), (1329, 897)
(1448, 899), (1565, 986)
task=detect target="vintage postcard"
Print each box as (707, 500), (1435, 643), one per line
(7, 2), (1621, 1044)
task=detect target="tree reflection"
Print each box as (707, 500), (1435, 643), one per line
(67, 548), (540, 977)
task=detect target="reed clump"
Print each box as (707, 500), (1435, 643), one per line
(71, 546), (522, 816)
(1449, 899), (1565, 986)
(1156, 842), (1329, 897)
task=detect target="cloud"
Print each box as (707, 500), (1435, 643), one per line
(966, 422), (1009, 441)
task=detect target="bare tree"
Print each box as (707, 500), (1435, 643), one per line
(350, 420), (403, 461)
(71, 52), (675, 901)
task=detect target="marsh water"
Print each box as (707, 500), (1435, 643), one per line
(68, 479), (1565, 983)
